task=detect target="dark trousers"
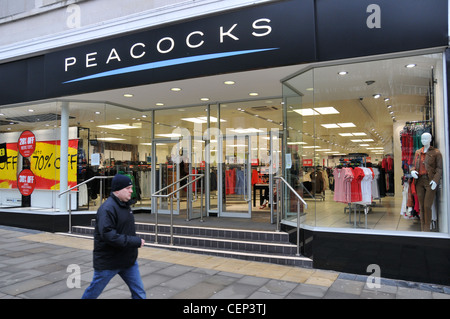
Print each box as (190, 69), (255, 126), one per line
(415, 175), (436, 232)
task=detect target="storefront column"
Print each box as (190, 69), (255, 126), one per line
(59, 102), (69, 212)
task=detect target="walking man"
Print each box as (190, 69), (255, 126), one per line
(82, 174), (146, 299)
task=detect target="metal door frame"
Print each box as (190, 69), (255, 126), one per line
(217, 134), (252, 218)
(151, 138), (182, 215)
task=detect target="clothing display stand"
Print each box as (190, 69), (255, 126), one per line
(345, 203), (369, 228)
(334, 154), (374, 229)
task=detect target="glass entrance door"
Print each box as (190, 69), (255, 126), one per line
(151, 136), (204, 220)
(151, 139), (181, 215)
(218, 134), (251, 218)
(189, 135), (204, 220)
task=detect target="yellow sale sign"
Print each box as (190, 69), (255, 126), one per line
(0, 139), (78, 190)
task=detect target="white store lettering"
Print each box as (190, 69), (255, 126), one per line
(157, 37), (175, 54)
(130, 42), (146, 59)
(85, 52), (98, 68)
(106, 48), (121, 64)
(64, 18), (272, 72)
(220, 23), (239, 42)
(252, 18), (272, 37)
(186, 31), (204, 48)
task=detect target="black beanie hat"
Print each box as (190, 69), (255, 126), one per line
(111, 174), (132, 192)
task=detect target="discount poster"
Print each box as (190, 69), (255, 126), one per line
(0, 139), (78, 191)
(0, 143), (19, 189)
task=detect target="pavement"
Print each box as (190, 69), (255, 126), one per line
(0, 225), (449, 302)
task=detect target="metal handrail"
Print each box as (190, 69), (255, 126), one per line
(274, 176), (307, 256)
(58, 175), (113, 233)
(152, 173), (204, 245)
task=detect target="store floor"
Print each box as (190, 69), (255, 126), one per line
(4, 189), (420, 233)
(303, 190), (422, 232)
(130, 190), (421, 233)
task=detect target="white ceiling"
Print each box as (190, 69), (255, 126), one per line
(65, 64), (300, 111)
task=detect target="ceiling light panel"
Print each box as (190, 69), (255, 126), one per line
(314, 107), (340, 114)
(294, 109), (319, 116)
(337, 122), (356, 128)
(321, 124), (340, 128)
(97, 123), (142, 130)
(97, 137), (126, 141)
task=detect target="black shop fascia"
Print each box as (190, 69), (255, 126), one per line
(44, 0), (315, 99)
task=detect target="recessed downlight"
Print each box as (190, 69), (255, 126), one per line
(224, 81), (235, 85)
(171, 87), (182, 92)
(123, 94), (134, 98)
(405, 63), (417, 68)
(249, 92), (259, 96)
(338, 71), (348, 75)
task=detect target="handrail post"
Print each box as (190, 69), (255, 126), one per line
(151, 174), (204, 246)
(99, 178), (103, 206)
(58, 176), (113, 234)
(154, 194), (158, 244)
(276, 179), (280, 232)
(170, 194), (174, 245)
(186, 176), (191, 222)
(200, 176), (204, 222)
(274, 175), (307, 256)
(68, 192), (72, 234)
(296, 199), (300, 256)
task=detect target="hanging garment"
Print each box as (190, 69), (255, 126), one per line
(350, 167), (364, 203)
(225, 169), (236, 195)
(401, 180), (409, 216)
(333, 168), (344, 203)
(371, 167), (380, 199)
(235, 169), (246, 195)
(360, 167), (374, 204)
(311, 170), (324, 194)
(79, 183), (88, 206)
(251, 169), (261, 185)
(210, 171), (217, 191)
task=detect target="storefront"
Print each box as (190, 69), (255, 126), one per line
(1, 0), (449, 284)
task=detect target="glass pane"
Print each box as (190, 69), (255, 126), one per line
(219, 100), (282, 218)
(0, 101), (61, 210)
(282, 53), (447, 234)
(154, 105), (207, 219)
(70, 102), (152, 211)
(284, 70), (315, 227)
(208, 104), (219, 212)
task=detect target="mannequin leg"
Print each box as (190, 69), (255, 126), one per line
(415, 176), (436, 231)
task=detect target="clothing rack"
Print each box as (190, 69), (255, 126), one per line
(405, 120), (432, 125)
(333, 154), (377, 228)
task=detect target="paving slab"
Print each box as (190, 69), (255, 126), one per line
(0, 225), (448, 301)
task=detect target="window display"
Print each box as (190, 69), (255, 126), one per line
(410, 133), (443, 231)
(283, 53), (447, 234)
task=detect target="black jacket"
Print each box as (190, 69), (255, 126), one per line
(93, 193), (142, 270)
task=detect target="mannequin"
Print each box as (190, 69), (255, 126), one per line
(410, 132), (443, 231)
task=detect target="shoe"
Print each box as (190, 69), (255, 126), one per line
(259, 199), (268, 209)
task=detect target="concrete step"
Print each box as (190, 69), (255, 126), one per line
(70, 222), (312, 267)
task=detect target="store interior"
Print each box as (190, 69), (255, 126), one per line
(0, 52), (446, 233)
